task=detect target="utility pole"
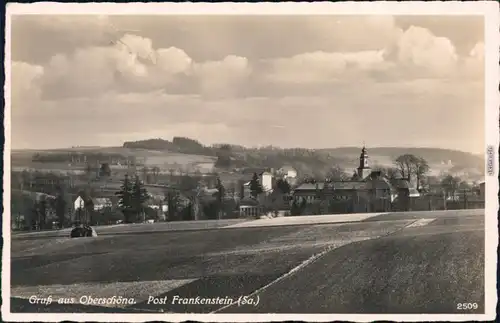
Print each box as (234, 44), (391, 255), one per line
(442, 189), (447, 210)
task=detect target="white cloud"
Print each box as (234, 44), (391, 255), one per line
(9, 16), (485, 153)
(155, 47), (193, 75)
(396, 26), (458, 76)
(15, 20), (482, 101)
(11, 61), (44, 101)
(193, 55), (252, 97)
(118, 34), (154, 59)
(459, 41), (485, 78)
(469, 42), (485, 60)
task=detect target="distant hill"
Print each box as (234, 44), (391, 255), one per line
(320, 147), (484, 169)
(123, 137), (215, 156)
(11, 138), (484, 181)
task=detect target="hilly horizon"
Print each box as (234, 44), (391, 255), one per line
(11, 137), (485, 167)
(10, 136), (485, 185)
(11, 141), (484, 157)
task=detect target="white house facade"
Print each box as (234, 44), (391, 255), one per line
(278, 166), (298, 179)
(261, 172), (274, 192)
(92, 198), (113, 211)
(74, 196), (85, 210)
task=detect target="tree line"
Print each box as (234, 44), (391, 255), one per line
(115, 174), (150, 223)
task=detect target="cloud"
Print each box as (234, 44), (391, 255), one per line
(33, 30), (255, 99)
(12, 16), (483, 101)
(155, 47), (193, 75)
(10, 61), (45, 120)
(12, 15), (482, 63)
(469, 42), (485, 60)
(193, 55), (252, 97)
(460, 41), (485, 78)
(11, 61), (44, 101)
(14, 22), (482, 102)
(9, 15), (485, 153)
(395, 26), (458, 76)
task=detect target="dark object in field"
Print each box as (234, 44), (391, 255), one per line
(70, 225), (97, 238)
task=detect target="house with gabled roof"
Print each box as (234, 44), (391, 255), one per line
(292, 146), (412, 213)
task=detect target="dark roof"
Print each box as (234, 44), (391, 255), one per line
(327, 181), (369, 190)
(295, 176), (411, 192)
(390, 179), (410, 189)
(294, 183), (325, 191)
(239, 197), (259, 206)
(369, 170), (383, 178)
(366, 178), (392, 190)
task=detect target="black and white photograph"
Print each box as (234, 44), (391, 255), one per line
(3, 2), (499, 322)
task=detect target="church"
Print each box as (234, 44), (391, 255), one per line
(293, 146), (412, 213)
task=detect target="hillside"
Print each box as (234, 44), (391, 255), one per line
(11, 138), (485, 181)
(11, 147), (217, 174)
(320, 147), (484, 170)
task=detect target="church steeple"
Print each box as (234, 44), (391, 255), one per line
(357, 144), (371, 179)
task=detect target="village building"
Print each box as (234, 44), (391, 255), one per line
(92, 197), (113, 211)
(241, 171), (275, 198)
(277, 165), (298, 179)
(238, 197), (264, 217)
(292, 146), (412, 213)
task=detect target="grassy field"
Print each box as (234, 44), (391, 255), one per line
(11, 147), (216, 173)
(10, 211), (484, 314)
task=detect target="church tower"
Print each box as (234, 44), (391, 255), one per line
(357, 145), (371, 179)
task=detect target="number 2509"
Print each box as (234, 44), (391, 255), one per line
(457, 303), (478, 310)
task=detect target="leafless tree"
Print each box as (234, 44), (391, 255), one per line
(394, 154), (430, 190)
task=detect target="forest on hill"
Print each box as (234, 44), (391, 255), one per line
(122, 137), (484, 177)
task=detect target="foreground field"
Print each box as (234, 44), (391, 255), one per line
(9, 210), (485, 314)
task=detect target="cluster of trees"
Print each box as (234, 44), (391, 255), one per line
(367, 154), (431, 190)
(439, 174), (475, 197)
(11, 186), (70, 230)
(162, 176), (230, 221)
(115, 174), (150, 223)
(124, 137), (214, 156)
(122, 137), (351, 174)
(214, 144), (233, 169)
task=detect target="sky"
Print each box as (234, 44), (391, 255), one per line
(9, 14), (486, 153)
